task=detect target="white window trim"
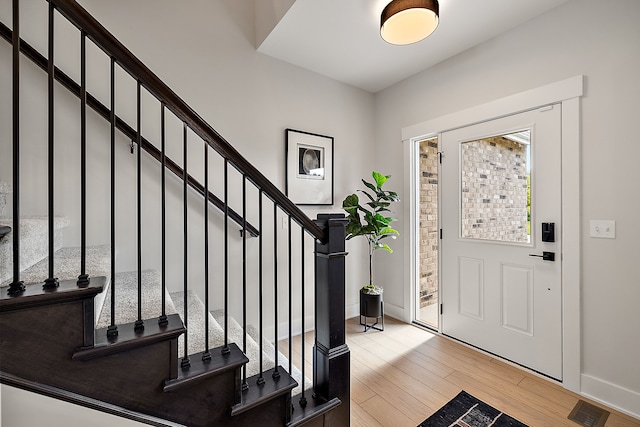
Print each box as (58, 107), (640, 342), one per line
(401, 75), (583, 392)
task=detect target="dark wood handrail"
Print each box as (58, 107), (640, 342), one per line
(49, 0), (325, 241)
(0, 21), (258, 238)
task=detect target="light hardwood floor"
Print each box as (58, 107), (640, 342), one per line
(281, 316), (640, 427)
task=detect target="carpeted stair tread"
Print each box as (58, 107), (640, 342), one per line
(0, 181), (10, 217)
(170, 290), (226, 358)
(211, 309), (277, 376)
(96, 270), (176, 329)
(173, 295), (276, 377)
(0, 216), (69, 284)
(0, 244), (109, 288)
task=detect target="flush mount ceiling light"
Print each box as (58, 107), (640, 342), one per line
(380, 0), (439, 45)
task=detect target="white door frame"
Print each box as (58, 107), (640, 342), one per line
(401, 75), (583, 392)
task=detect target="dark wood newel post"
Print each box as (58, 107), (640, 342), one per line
(314, 213), (350, 426)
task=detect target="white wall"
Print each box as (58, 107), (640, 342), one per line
(374, 0), (640, 417)
(1, 385), (146, 427)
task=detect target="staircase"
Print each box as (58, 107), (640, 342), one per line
(0, 218), (310, 420)
(0, 0), (350, 425)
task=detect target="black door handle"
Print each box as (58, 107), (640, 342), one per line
(529, 251), (555, 261)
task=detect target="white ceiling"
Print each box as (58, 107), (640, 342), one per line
(257, 0), (570, 93)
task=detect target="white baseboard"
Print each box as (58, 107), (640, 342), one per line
(580, 373), (640, 420)
(382, 301), (404, 320)
(346, 303), (359, 319)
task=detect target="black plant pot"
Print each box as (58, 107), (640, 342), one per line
(359, 289), (384, 332)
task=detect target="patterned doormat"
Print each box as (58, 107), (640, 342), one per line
(418, 390), (528, 427)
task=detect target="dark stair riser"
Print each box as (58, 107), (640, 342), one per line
(287, 396), (341, 427)
(231, 369), (297, 417)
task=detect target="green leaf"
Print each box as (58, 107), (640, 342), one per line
(361, 224), (376, 235)
(372, 171), (390, 188)
(362, 179), (377, 193)
(358, 190), (376, 203)
(342, 193), (359, 210)
(345, 221), (362, 237)
(380, 227), (399, 236)
(387, 190), (399, 198)
(379, 192), (399, 203)
(374, 243), (393, 253)
(373, 213), (391, 226)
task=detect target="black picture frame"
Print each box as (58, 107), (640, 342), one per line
(285, 128), (334, 205)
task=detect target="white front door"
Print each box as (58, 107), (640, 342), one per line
(441, 105), (562, 380)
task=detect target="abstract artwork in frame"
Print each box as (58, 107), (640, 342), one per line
(285, 128), (334, 205)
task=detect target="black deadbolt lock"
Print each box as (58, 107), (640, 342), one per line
(542, 222), (555, 242)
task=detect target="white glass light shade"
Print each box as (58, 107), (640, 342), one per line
(380, 0), (439, 45)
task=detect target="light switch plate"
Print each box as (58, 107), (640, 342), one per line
(590, 220), (615, 239)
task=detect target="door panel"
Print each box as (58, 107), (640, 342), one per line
(501, 264), (533, 335)
(458, 257), (484, 320)
(441, 105), (562, 380)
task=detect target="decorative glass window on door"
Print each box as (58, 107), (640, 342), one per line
(460, 130), (531, 244)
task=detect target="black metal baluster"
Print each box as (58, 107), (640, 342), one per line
(202, 142), (211, 361)
(272, 203), (280, 379)
(77, 31), (89, 288)
(221, 159), (230, 355)
(107, 57), (117, 338)
(43, 2), (58, 290)
(8, 0), (25, 296)
(299, 227), (307, 407)
(241, 175), (248, 391)
(257, 190), (265, 386)
(158, 103), (168, 327)
(181, 123), (190, 369)
(134, 81), (143, 331)
(288, 216), (292, 375)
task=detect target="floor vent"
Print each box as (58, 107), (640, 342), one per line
(568, 400), (610, 427)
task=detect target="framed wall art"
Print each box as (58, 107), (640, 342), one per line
(285, 128), (334, 205)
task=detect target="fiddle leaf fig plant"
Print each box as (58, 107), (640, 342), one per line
(342, 171), (400, 294)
